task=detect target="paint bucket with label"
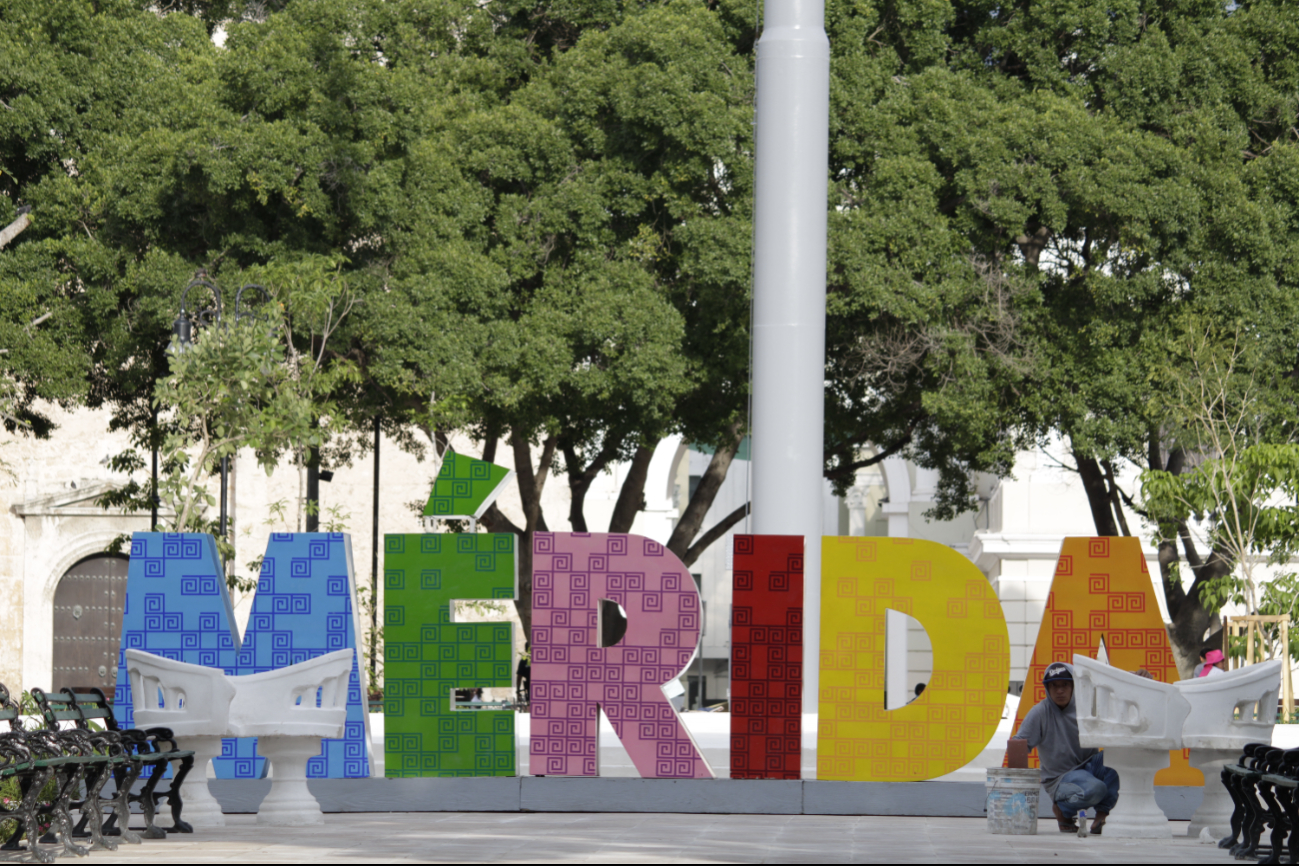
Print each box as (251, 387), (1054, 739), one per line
(986, 768), (1040, 835)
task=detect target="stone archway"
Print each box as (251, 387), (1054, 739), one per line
(51, 553), (128, 693)
(12, 480), (153, 690)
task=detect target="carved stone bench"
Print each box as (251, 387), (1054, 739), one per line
(226, 651), (352, 826)
(1175, 659), (1281, 839)
(124, 650), (236, 829)
(124, 647), (353, 827)
(1071, 654), (1191, 838)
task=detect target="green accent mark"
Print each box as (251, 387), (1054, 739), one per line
(422, 450), (513, 518)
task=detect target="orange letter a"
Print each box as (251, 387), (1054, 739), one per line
(1009, 537), (1201, 785)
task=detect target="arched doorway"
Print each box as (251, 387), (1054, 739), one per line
(52, 553), (128, 692)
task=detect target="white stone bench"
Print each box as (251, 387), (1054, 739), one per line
(1071, 654), (1191, 838)
(124, 648), (353, 827)
(1176, 660), (1281, 838)
(227, 651), (352, 826)
(124, 650), (235, 828)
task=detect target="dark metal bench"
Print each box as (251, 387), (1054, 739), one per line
(1220, 741), (1299, 861)
(32, 687), (195, 841)
(0, 687), (51, 863)
(0, 684), (123, 862)
(1259, 749), (1299, 864)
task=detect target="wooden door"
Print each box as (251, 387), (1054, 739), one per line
(52, 554), (128, 693)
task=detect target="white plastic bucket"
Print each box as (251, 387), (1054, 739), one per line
(986, 768), (1040, 835)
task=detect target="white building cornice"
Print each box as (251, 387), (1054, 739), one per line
(11, 479), (161, 518)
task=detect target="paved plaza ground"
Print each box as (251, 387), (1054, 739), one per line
(74, 812), (1251, 863)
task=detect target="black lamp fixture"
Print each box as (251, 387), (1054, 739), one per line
(169, 275), (223, 355)
(234, 283), (271, 326)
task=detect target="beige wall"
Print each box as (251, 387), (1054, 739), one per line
(0, 403), (675, 694)
(0, 405), (563, 692)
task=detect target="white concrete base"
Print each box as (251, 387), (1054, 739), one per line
(1185, 749), (1236, 839)
(255, 737), (326, 826)
(1103, 748), (1173, 838)
(205, 776), (1206, 819)
(179, 735), (226, 828)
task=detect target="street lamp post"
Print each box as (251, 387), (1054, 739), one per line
(750, 0), (830, 714)
(150, 402), (159, 532)
(169, 275), (228, 536)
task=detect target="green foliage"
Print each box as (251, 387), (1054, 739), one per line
(1141, 324), (1299, 615)
(0, 0), (216, 436)
(99, 314), (315, 587)
(13, 0), (1299, 652)
(1203, 574), (1299, 668)
(161, 315), (314, 504)
(1145, 444), (1299, 560)
(824, 0), (1299, 521)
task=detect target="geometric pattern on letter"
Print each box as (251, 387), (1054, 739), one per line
(1009, 536), (1201, 786)
(818, 537), (1009, 782)
(730, 534), (802, 780)
(529, 532), (713, 778)
(422, 450), (513, 519)
(217, 533), (372, 780)
(383, 533), (516, 777)
(114, 533), (241, 734)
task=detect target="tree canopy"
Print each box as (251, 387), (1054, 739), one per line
(7, 0), (1299, 659)
(825, 0), (1299, 670)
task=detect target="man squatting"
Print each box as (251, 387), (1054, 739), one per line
(1011, 662), (1126, 834)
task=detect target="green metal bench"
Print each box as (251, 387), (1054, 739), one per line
(0, 684), (109, 862)
(32, 687), (194, 841)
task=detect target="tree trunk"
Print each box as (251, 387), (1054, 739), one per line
(478, 432), (556, 643)
(1072, 447), (1119, 537)
(562, 436), (623, 533)
(0, 210), (31, 251)
(681, 502), (750, 567)
(608, 443), (656, 534)
(515, 533), (534, 642)
(667, 423), (744, 562)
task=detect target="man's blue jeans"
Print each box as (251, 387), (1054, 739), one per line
(1055, 753), (1119, 818)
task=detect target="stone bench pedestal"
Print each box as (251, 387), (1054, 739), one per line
(1184, 748), (1239, 838)
(178, 735), (229, 828)
(254, 738), (328, 826)
(1096, 747), (1172, 838)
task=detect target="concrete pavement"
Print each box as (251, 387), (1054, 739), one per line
(70, 812), (1246, 863)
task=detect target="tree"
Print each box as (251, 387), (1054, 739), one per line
(101, 313), (315, 591)
(0, 0), (221, 437)
(241, 257), (360, 530)
(823, 0), (1299, 671)
(1141, 325), (1299, 668)
(11, 0), (760, 641)
(428, 0), (759, 637)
